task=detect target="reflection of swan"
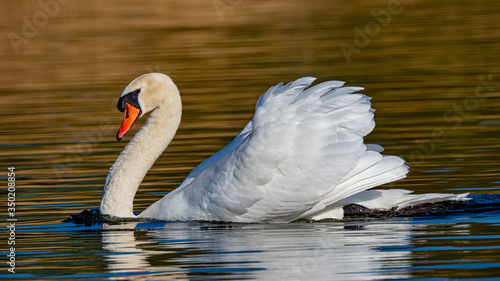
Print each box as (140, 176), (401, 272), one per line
(99, 73), (467, 222)
(101, 222), (147, 269)
(100, 221), (415, 280)
(101, 222), (188, 280)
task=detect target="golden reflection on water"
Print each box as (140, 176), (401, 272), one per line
(1, 1), (500, 280)
(0, 0), (499, 227)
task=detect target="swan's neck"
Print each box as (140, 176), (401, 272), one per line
(99, 96), (181, 217)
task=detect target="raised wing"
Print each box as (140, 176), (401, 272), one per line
(141, 77), (377, 222)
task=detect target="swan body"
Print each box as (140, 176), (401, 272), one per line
(99, 73), (468, 222)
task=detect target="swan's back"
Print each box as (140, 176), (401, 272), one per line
(140, 77), (408, 222)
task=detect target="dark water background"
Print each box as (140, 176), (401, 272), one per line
(1, 0), (500, 279)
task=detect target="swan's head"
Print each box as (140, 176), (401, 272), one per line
(116, 73), (179, 141)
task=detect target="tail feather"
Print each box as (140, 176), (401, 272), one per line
(300, 150), (409, 220)
(321, 154), (409, 207)
(340, 189), (470, 210)
(302, 149), (470, 221)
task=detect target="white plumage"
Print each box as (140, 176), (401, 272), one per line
(99, 73), (467, 222)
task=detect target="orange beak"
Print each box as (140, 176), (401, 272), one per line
(116, 102), (141, 141)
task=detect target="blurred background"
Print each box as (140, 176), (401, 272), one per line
(1, 0), (499, 225)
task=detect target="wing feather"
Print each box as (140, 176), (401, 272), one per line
(142, 77), (388, 222)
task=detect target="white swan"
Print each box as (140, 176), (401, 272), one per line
(99, 73), (468, 222)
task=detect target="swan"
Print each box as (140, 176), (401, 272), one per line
(99, 73), (468, 222)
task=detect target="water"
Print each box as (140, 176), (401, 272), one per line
(1, 0), (500, 279)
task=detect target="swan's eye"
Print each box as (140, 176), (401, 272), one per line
(129, 88), (141, 95)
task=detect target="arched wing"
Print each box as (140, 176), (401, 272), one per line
(142, 77), (376, 222)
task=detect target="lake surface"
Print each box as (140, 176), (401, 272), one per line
(1, 0), (500, 280)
